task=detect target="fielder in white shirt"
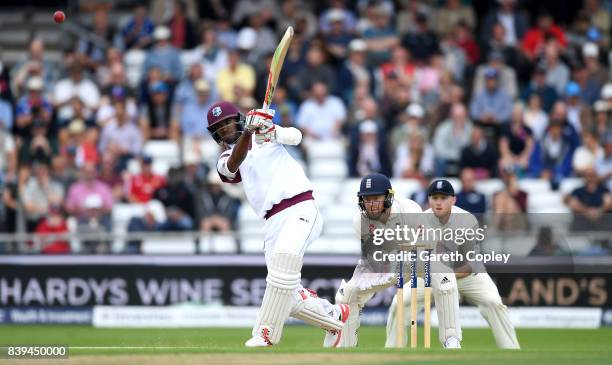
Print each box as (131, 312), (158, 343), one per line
(324, 173), (462, 348)
(385, 179), (520, 349)
(207, 101), (349, 347)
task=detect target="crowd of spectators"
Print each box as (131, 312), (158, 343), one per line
(0, 0), (610, 253)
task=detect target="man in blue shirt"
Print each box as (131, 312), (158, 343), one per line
(470, 68), (513, 125)
(143, 26), (182, 84)
(456, 168), (487, 214)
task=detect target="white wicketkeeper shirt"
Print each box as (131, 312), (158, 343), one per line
(217, 137), (313, 219)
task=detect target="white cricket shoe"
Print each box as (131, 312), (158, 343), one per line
(245, 327), (273, 347)
(444, 336), (461, 349)
(323, 304), (350, 348)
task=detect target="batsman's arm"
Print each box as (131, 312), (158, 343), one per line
(275, 126), (302, 145)
(227, 129), (254, 173)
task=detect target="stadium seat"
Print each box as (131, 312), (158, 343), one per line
(199, 234), (238, 253)
(527, 192), (569, 213)
(339, 178), (361, 205)
(0, 11), (25, 25)
(240, 238), (264, 253)
(142, 237), (196, 254)
(322, 205), (354, 224)
(559, 177), (584, 196)
(311, 178), (341, 205)
(390, 178), (420, 197)
(306, 237), (360, 254)
(309, 159), (348, 180)
(306, 140), (346, 160)
(124, 50), (147, 87)
(144, 140), (180, 165)
(0, 29), (30, 47)
(33, 29), (63, 48)
(474, 179), (504, 197)
(519, 178), (552, 195)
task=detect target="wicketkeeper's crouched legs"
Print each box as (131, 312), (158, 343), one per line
(432, 272), (462, 345)
(251, 252), (302, 344)
(385, 277), (424, 348)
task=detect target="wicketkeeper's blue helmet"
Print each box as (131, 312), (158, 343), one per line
(357, 173), (394, 210)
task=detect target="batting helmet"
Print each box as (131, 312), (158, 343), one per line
(206, 101), (245, 144)
(357, 173), (395, 211)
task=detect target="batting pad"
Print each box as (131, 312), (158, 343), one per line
(432, 273), (462, 343)
(252, 253), (302, 344)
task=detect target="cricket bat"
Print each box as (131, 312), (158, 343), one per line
(262, 26), (294, 111)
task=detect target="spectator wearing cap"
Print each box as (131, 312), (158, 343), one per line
(65, 162), (113, 221)
(362, 4), (398, 66)
(456, 168), (486, 214)
(469, 67), (513, 125)
(393, 129), (434, 179)
(592, 99), (610, 138)
(434, 0), (475, 36)
(59, 117), (98, 168)
(602, 83), (612, 110)
(198, 170), (240, 233)
(139, 81), (172, 140)
(77, 193), (113, 254)
(473, 51), (518, 99)
(565, 81), (592, 133)
(171, 78), (213, 143)
(582, 43), (608, 90)
(21, 162), (64, 232)
(565, 167), (611, 231)
(143, 26), (182, 84)
(433, 103), (473, 177)
(401, 11), (439, 63)
(460, 125), (499, 179)
(53, 62), (101, 123)
(337, 39), (375, 103)
(481, 0), (528, 47)
(520, 63), (558, 113)
(348, 119), (391, 177)
(173, 63), (215, 111)
(35, 204), (70, 254)
(119, 2), (155, 50)
(521, 12), (567, 60)
(324, 9), (354, 65)
(573, 128), (604, 176)
(128, 155), (165, 203)
(216, 47), (255, 103)
(542, 41), (570, 96)
(595, 133), (612, 191)
(572, 64), (601, 107)
(153, 167), (195, 231)
(391, 103), (427, 155)
(499, 104), (534, 176)
(15, 77), (53, 140)
(295, 81), (346, 140)
(11, 39), (59, 96)
(100, 99), (143, 165)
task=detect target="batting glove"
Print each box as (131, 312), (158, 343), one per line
(255, 124), (277, 145)
(245, 108), (275, 132)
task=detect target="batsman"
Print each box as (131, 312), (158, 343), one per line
(385, 179), (520, 349)
(324, 173), (462, 348)
(207, 27), (349, 348)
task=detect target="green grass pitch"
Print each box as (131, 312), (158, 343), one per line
(0, 326), (610, 364)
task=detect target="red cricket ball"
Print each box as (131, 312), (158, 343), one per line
(53, 10), (65, 24)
